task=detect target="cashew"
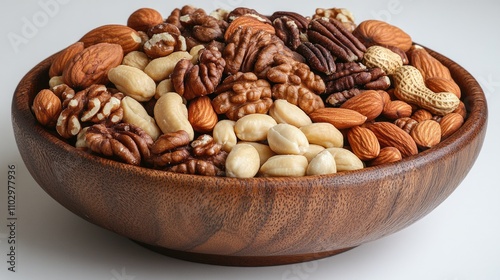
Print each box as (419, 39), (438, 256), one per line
(155, 79), (174, 99)
(154, 92), (194, 140)
(393, 65), (460, 116)
(269, 99), (312, 127)
(300, 122), (344, 148)
(108, 65), (156, 102)
(259, 155), (309, 177)
(122, 51), (150, 70)
(121, 96), (161, 140)
(234, 114), (277, 142)
(267, 123), (309, 155)
(213, 119), (237, 152)
(306, 150), (337, 176)
(326, 147), (364, 171)
(225, 144), (261, 178)
(144, 51), (192, 82)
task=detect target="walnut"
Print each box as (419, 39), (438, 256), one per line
(165, 5), (197, 31)
(266, 54), (325, 114)
(56, 84), (124, 139)
(171, 44), (226, 100)
(313, 8), (357, 32)
(227, 7), (271, 23)
(296, 42), (336, 75)
(307, 17), (366, 62)
(179, 8), (228, 43)
(168, 158), (226, 176)
(85, 123), (153, 166)
(211, 72), (273, 120)
(270, 11), (310, 51)
(149, 130), (192, 168)
(143, 23), (187, 58)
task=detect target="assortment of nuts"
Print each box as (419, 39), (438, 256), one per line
(31, 5), (466, 178)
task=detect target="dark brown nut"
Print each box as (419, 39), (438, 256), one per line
(191, 134), (223, 157)
(165, 5), (197, 31)
(171, 44), (226, 100)
(143, 32), (187, 59)
(227, 7), (271, 23)
(49, 42), (85, 78)
(313, 8), (356, 32)
(324, 63), (390, 94)
(212, 72), (273, 120)
(267, 54), (325, 114)
(296, 42), (336, 75)
(179, 8), (228, 43)
(149, 130), (191, 168)
(394, 117), (419, 134)
(168, 158), (226, 176)
(147, 22), (182, 37)
(127, 8), (164, 32)
(270, 12), (310, 50)
(307, 18), (366, 62)
(325, 88), (363, 107)
(85, 122), (153, 166)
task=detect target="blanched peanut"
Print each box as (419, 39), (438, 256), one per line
(121, 96), (161, 140)
(155, 79), (174, 99)
(225, 144), (261, 178)
(326, 147), (364, 171)
(144, 51), (192, 82)
(122, 51), (150, 70)
(259, 155), (309, 177)
(306, 150), (337, 175)
(234, 114), (277, 142)
(300, 122), (344, 148)
(213, 120), (237, 152)
(303, 144), (326, 162)
(267, 124), (309, 155)
(108, 65), (156, 102)
(154, 92), (194, 140)
(239, 142), (275, 166)
(269, 99), (312, 127)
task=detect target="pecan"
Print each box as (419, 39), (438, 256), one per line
(312, 8), (356, 32)
(296, 42), (336, 75)
(307, 18), (366, 62)
(267, 54), (325, 114)
(323, 62), (390, 95)
(191, 134), (223, 157)
(212, 72), (273, 120)
(270, 11), (310, 50)
(56, 84), (124, 139)
(149, 130), (192, 168)
(52, 83), (75, 102)
(165, 5), (197, 31)
(168, 158), (226, 176)
(179, 8), (228, 43)
(325, 88), (363, 107)
(171, 44), (226, 100)
(85, 123), (153, 166)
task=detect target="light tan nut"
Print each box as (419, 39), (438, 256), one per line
(238, 141), (276, 166)
(188, 96), (219, 133)
(155, 79), (174, 99)
(347, 126), (380, 161)
(75, 127), (89, 149)
(362, 45), (403, 75)
(268, 99), (312, 127)
(306, 150), (337, 176)
(234, 113), (277, 142)
(300, 122), (343, 148)
(439, 112), (464, 139)
(154, 92), (194, 140)
(393, 65), (460, 116)
(410, 119), (442, 149)
(303, 144), (326, 162)
(213, 119), (237, 152)
(122, 51), (150, 70)
(144, 51), (192, 82)
(369, 146), (402, 166)
(267, 124), (309, 155)
(225, 143), (261, 178)
(259, 155), (309, 177)
(108, 65), (156, 102)
(340, 90), (384, 121)
(121, 96), (161, 140)
(32, 89), (62, 127)
(189, 44), (206, 63)
(309, 107), (367, 130)
(325, 147), (364, 172)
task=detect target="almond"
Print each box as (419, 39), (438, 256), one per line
(340, 90), (384, 121)
(425, 77), (461, 99)
(367, 122), (418, 158)
(63, 43), (123, 89)
(347, 126), (380, 161)
(49, 42), (85, 77)
(369, 147), (402, 166)
(411, 108), (433, 123)
(408, 44), (452, 80)
(79, 24), (142, 54)
(31, 89), (62, 127)
(353, 20), (412, 52)
(439, 112), (464, 139)
(188, 96), (219, 133)
(382, 100), (412, 120)
(410, 119), (442, 149)
(127, 8), (164, 32)
(309, 108), (367, 129)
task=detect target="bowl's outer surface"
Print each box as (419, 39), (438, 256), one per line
(12, 47), (487, 266)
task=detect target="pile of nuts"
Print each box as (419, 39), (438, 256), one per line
(31, 5), (466, 178)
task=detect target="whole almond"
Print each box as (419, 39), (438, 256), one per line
(127, 8), (164, 32)
(411, 109), (433, 123)
(79, 24), (142, 54)
(309, 107), (367, 129)
(369, 147), (402, 166)
(410, 119), (442, 149)
(188, 96), (219, 133)
(439, 112), (464, 139)
(32, 89), (62, 127)
(425, 77), (461, 99)
(368, 122), (418, 158)
(353, 20), (412, 52)
(340, 90), (384, 121)
(382, 100), (412, 120)
(63, 43), (123, 89)
(49, 42), (85, 77)
(347, 126), (380, 161)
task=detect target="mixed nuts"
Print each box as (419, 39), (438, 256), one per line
(31, 5), (466, 178)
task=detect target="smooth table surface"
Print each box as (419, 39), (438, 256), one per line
(1, 0), (499, 279)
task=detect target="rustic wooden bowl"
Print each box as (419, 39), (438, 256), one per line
(12, 47), (487, 266)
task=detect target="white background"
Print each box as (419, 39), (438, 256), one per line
(1, 0), (499, 279)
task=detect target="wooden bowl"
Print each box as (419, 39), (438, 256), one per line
(11, 47), (487, 266)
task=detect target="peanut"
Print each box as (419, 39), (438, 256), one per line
(363, 45), (403, 75)
(234, 114), (277, 142)
(153, 92), (194, 140)
(259, 155), (309, 177)
(122, 51), (150, 70)
(268, 99), (312, 127)
(225, 144), (261, 178)
(306, 150), (337, 176)
(239, 142), (275, 166)
(300, 123), (344, 148)
(303, 144), (326, 162)
(267, 124), (309, 155)
(144, 51), (192, 82)
(213, 120), (237, 152)
(108, 65), (156, 102)
(326, 148), (364, 171)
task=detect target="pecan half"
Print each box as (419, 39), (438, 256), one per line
(149, 130), (192, 168)
(323, 62), (390, 95)
(270, 11), (310, 50)
(212, 72), (273, 120)
(313, 8), (356, 32)
(296, 42), (336, 75)
(267, 54), (325, 114)
(171, 44), (226, 100)
(85, 123), (153, 166)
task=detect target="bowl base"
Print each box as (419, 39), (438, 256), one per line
(131, 240), (355, 266)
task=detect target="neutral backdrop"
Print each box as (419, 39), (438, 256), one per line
(1, 0), (499, 279)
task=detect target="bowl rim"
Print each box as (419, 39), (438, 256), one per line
(12, 44), (489, 188)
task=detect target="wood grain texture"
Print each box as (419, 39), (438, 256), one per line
(11, 46), (488, 266)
